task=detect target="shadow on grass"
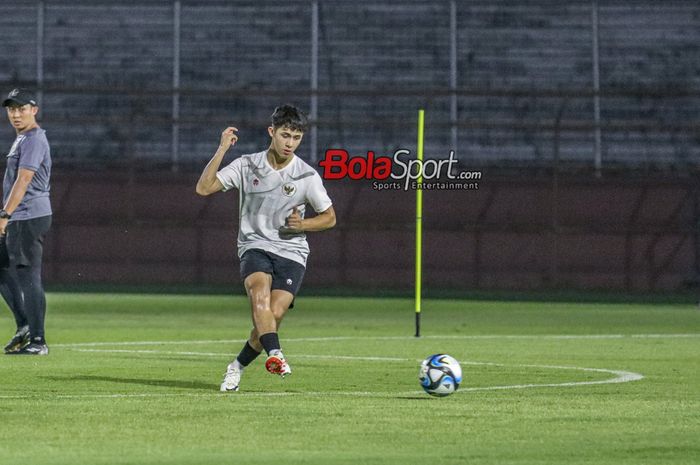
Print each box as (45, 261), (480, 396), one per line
(43, 375), (217, 391)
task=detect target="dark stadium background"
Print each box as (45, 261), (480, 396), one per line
(0, 0), (697, 293)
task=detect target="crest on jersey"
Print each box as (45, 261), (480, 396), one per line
(282, 182), (296, 197)
(253, 178), (259, 186)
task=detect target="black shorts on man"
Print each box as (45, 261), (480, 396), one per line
(5, 215), (51, 267)
(240, 249), (306, 297)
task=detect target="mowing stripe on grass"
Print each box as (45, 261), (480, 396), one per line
(50, 333), (700, 348)
(70, 348), (410, 362)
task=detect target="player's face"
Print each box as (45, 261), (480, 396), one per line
(268, 126), (304, 159)
(5, 104), (38, 133)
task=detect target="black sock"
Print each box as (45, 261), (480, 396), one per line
(236, 341), (261, 367)
(259, 332), (281, 355)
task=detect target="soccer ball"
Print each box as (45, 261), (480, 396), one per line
(419, 354), (462, 397)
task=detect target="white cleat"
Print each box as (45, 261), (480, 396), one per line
(279, 361), (292, 378)
(220, 362), (242, 392)
(265, 353), (292, 379)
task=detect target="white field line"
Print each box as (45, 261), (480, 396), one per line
(2, 335), (666, 400)
(50, 333), (700, 348)
(0, 347), (643, 400)
(71, 348), (644, 386)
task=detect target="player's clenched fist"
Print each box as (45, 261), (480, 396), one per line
(219, 127), (239, 150)
(285, 207), (304, 231)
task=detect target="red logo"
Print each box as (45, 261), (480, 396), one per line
(318, 149), (392, 180)
(318, 148), (478, 191)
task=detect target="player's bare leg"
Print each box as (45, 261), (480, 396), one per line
(254, 289), (293, 377)
(269, 290), (293, 330)
(244, 273), (292, 377)
(222, 273), (269, 392)
(243, 291), (293, 374)
(245, 272), (275, 335)
(262, 290), (294, 376)
(221, 287), (293, 391)
(221, 272), (273, 392)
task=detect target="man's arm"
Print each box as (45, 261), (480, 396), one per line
(196, 127), (238, 196)
(285, 206), (336, 232)
(0, 168), (36, 234)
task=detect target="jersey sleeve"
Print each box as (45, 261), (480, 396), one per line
(18, 136), (48, 172)
(216, 157), (244, 192)
(306, 172), (333, 213)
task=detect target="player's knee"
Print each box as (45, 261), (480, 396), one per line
(247, 285), (271, 306)
(244, 272), (271, 290)
(245, 280), (266, 294)
(270, 305), (287, 324)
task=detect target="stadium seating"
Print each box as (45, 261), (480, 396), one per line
(0, 1), (697, 166)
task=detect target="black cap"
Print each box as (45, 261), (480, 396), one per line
(2, 88), (38, 107)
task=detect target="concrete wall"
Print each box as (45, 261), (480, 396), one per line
(43, 168), (696, 292)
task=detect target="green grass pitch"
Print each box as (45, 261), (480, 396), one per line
(0, 293), (699, 464)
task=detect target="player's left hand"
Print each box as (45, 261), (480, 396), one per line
(0, 218), (7, 236)
(285, 207), (304, 231)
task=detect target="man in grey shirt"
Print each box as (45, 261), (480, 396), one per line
(1, 88), (52, 355)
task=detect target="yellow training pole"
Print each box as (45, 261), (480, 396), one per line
(415, 109), (424, 337)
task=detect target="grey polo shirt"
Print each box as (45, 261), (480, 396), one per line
(3, 127), (52, 221)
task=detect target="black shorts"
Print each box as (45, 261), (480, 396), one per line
(0, 215), (52, 269)
(240, 249), (306, 297)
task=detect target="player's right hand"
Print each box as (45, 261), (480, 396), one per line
(219, 127), (239, 150)
(285, 207), (304, 231)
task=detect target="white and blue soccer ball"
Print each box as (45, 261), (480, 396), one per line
(419, 354), (462, 397)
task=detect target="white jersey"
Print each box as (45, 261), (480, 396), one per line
(216, 150), (332, 266)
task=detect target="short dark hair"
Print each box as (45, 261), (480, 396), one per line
(271, 104), (309, 133)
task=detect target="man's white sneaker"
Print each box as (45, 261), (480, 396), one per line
(11, 341), (48, 355)
(220, 361), (242, 392)
(265, 353), (292, 378)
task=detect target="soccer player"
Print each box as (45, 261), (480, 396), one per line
(196, 105), (336, 392)
(1, 88), (52, 355)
